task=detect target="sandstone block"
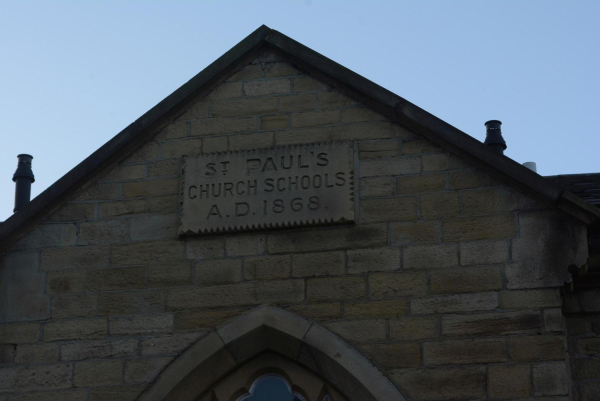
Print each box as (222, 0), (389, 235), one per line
(291, 110), (339, 128)
(229, 132), (274, 150)
(75, 183), (120, 201)
(390, 221), (440, 245)
(275, 127), (329, 145)
(358, 139), (399, 159)
(390, 366), (486, 401)
(244, 79), (290, 96)
(8, 390), (87, 401)
(499, 289), (562, 310)
(344, 299), (409, 320)
(89, 384), (146, 401)
(109, 314), (173, 336)
(533, 362), (568, 396)
(102, 164), (145, 182)
(423, 338), (507, 366)
(47, 203), (95, 222)
(62, 339), (138, 361)
(324, 319), (386, 343)
(98, 290), (164, 316)
(571, 358), (600, 381)
(369, 271), (427, 299)
(279, 94), (316, 112)
(360, 343), (420, 368)
(389, 317), (438, 340)
(359, 157), (420, 177)
(317, 91), (357, 108)
(202, 136), (228, 153)
(292, 76), (327, 92)
(111, 240), (184, 266)
(461, 187), (518, 216)
(347, 247), (400, 274)
(125, 357), (172, 383)
(161, 138), (202, 159)
(44, 319), (107, 342)
(227, 64), (263, 82)
(411, 292), (498, 314)
(396, 173), (446, 194)
(0, 345), (14, 365)
(284, 303), (341, 322)
(244, 255), (290, 280)
(359, 197), (418, 223)
(87, 267), (145, 291)
(332, 122), (415, 141)
(168, 280), (304, 310)
(261, 115), (288, 130)
(205, 82), (242, 99)
(178, 101), (210, 121)
(79, 219), (129, 245)
(99, 199), (146, 218)
(174, 308), (248, 330)
(429, 266), (503, 294)
(292, 251), (345, 278)
(123, 177), (179, 198)
(195, 259), (242, 285)
(52, 293), (97, 319)
(0, 363), (73, 392)
(14, 224), (77, 250)
(268, 224), (388, 254)
(488, 364), (531, 399)
(442, 214), (516, 241)
(403, 243), (458, 270)
(419, 192), (460, 219)
(147, 262), (192, 287)
(359, 177), (394, 197)
(148, 194), (178, 213)
(15, 343), (59, 365)
(74, 359), (123, 387)
(422, 153), (468, 172)
(578, 338), (600, 355)
(140, 332), (204, 356)
(442, 311), (541, 337)
(191, 117), (257, 136)
(47, 270), (86, 294)
(0, 323), (40, 345)
(307, 277), (366, 301)
(147, 159), (181, 177)
(448, 169), (497, 190)
(226, 234), (266, 257)
(130, 213), (179, 241)
(401, 139), (441, 155)
(186, 237), (225, 260)
(342, 107), (386, 124)
(459, 239), (509, 266)
(509, 335), (565, 362)
(212, 97), (277, 117)
(566, 317), (588, 336)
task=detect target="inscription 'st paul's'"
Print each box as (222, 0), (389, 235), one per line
(179, 142), (355, 235)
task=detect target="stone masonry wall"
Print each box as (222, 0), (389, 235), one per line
(0, 47), (588, 401)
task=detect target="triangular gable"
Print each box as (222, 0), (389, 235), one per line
(1, 25), (598, 249)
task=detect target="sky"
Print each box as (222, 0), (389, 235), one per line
(1, 0), (599, 220)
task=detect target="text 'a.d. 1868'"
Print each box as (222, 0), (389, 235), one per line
(179, 142), (355, 235)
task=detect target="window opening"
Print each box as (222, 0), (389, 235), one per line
(237, 374), (307, 401)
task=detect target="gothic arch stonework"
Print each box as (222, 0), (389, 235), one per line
(137, 305), (407, 401)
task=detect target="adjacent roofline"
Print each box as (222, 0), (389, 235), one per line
(1, 25), (598, 248)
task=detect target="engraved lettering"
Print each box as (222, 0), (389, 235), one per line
(335, 172), (346, 186)
(236, 181), (245, 195)
(247, 159), (261, 175)
(188, 185), (198, 199)
(264, 178), (274, 192)
(207, 205), (222, 219)
(205, 163), (217, 177)
(281, 155), (293, 169)
(317, 153), (328, 166)
(235, 202), (250, 217)
(262, 157), (278, 172)
(224, 182), (234, 197)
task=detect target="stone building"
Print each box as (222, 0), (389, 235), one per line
(1, 25), (599, 401)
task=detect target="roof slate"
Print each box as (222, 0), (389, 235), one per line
(547, 173), (600, 207)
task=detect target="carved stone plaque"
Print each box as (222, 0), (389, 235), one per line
(179, 142), (355, 235)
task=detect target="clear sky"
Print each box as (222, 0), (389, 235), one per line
(1, 0), (598, 220)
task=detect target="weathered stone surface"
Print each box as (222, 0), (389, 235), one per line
(44, 319), (107, 342)
(359, 197), (418, 223)
(109, 315), (173, 336)
(226, 234), (266, 257)
(419, 192), (460, 219)
(401, 139), (441, 155)
(148, 194), (178, 213)
(509, 335), (565, 362)
(89, 384), (146, 401)
(324, 319), (386, 343)
(202, 136), (228, 153)
(111, 240), (184, 266)
(279, 94), (316, 112)
(461, 187), (518, 215)
(488, 364), (531, 399)
(0, 323), (40, 345)
(227, 64), (263, 82)
(62, 339), (138, 361)
(533, 362), (569, 396)
(0, 363), (73, 392)
(342, 107), (386, 124)
(130, 213), (179, 241)
(442, 311), (542, 337)
(411, 292), (498, 314)
(161, 138), (202, 159)
(261, 115), (288, 130)
(123, 177), (179, 198)
(359, 157), (420, 177)
(333, 122), (414, 141)
(195, 259), (242, 285)
(442, 214), (516, 242)
(578, 338), (600, 355)
(46, 270), (86, 294)
(570, 357), (600, 381)
(357, 139), (398, 159)
(186, 237), (225, 260)
(8, 389), (87, 401)
(423, 338), (507, 365)
(307, 277), (366, 301)
(359, 343), (420, 368)
(174, 308), (248, 330)
(140, 332), (205, 356)
(347, 247), (400, 274)
(75, 183), (120, 201)
(15, 343), (59, 365)
(98, 291), (164, 316)
(396, 173), (446, 195)
(317, 91), (357, 108)
(244, 255), (290, 280)
(177, 100), (210, 121)
(422, 153), (468, 172)
(359, 177), (394, 197)
(168, 280), (305, 310)
(212, 97), (277, 117)
(292, 76), (327, 92)
(390, 221), (440, 245)
(292, 251), (345, 277)
(74, 359), (123, 387)
(369, 272), (427, 299)
(79, 219), (129, 245)
(191, 117), (257, 137)
(102, 164), (145, 181)
(87, 267), (145, 291)
(459, 239), (509, 266)
(389, 317), (438, 340)
(52, 293), (97, 319)
(229, 132), (275, 151)
(147, 262), (192, 287)
(204, 82), (241, 99)
(0, 345), (14, 365)
(403, 243), (458, 270)
(429, 266), (503, 294)
(448, 169), (497, 190)
(125, 357), (172, 383)
(499, 289), (562, 310)
(291, 110), (339, 128)
(99, 199), (146, 218)
(344, 299), (409, 320)
(275, 127), (330, 146)
(48, 203), (95, 222)
(244, 79), (290, 96)
(13, 223), (77, 250)
(390, 366), (486, 401)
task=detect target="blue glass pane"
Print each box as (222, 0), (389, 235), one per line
(244, 376), (300, 401)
